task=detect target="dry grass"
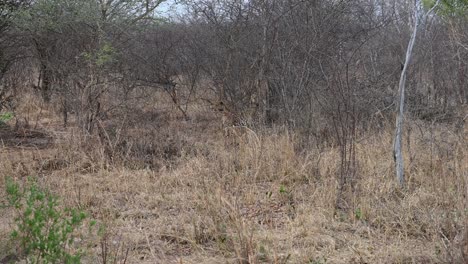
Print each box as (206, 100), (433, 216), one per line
(0, 92), (467, 264)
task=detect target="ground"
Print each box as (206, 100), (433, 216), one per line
(0, 92), (467, 263)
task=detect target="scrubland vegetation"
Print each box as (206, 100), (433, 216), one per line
(0, 0), (467, 263)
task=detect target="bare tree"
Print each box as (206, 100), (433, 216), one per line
(0, 1), (32, 111)
(394, 0), (441, 186)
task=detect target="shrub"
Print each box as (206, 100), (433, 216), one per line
(4, 177), (93, 263)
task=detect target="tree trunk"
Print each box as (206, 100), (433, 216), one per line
(39, 62), (51, 103)
(394, 0), (440, 186)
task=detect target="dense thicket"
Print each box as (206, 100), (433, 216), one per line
(0, 0), (466, 138)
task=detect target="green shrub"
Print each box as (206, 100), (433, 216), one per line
(4, 177), (92, 263)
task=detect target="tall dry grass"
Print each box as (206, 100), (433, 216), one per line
(0, 92), (467, 263)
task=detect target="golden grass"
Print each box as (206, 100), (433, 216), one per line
(0, 93), (466, 263)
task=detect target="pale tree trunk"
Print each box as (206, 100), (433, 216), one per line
(394, 0), (440, 186)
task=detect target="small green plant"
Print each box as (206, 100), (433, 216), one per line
(279, 185), (287, 194)
(354, 207), (363, 220)
(258, 244), (268, 261)
(4, 177), (89, 263)
(0, 112), (13, 125)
